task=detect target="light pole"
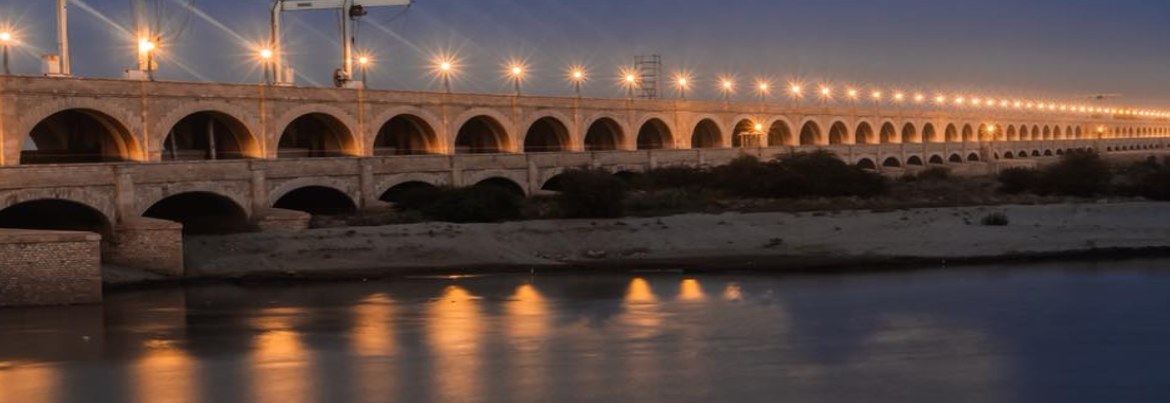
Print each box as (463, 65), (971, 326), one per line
(570, 68), (585, 98)
(509, 64), (525, 96)
(0, 32), (11, 75)
(357, 55), (370, 88)
(720, 79), (734, 104)
(756, 81), (770, 104)
(624, 72), (638, 100)
(436, 59), (453, 93)
(139, 37), (157, 81)
(259, 48), (274, 85)
(675, 74), (690, 100)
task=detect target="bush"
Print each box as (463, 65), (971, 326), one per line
(1117, 157), (1170, 200)
(419, 185), (523, 223)
(770, 151), (887, 198)
(917, 167), (952, 181)
(1037, 150), (1112, 197)
(556, 169), (627, 218)
(639, 165), (711, 190)
(980, 212), (1010, 226)
(997, 167), (1040, 194)
(709, 156), (777, 198)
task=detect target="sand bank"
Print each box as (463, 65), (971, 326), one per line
(152, 202), (1170, 283)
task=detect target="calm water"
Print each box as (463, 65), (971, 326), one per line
(2, 260), (1170, 402)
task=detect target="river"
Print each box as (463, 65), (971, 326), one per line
(2, 259), (1169, 402)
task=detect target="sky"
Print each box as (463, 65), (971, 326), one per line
(3, 0), (1170, 107)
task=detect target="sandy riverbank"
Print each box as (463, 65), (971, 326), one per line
(132, 201), (1170, 284)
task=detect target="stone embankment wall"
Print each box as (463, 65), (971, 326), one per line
(0, 229), (102, 307)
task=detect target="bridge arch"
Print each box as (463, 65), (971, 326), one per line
(455, 114), (513, 154)
(524, 116), (572, 153)
(1007, 125), (1018, 141)
(143, 192), (251, 235)
(765, 117), (795, 146)
(799, 120), (823, 146)
(923, 123), (939, 143)
(583, 116), (626, 151)
(372, 110), (442, 156)
(375, 173), (450, 201)
(853, 121), (876, 144)
(269, 177), (360, 213)
(272, 185), (358, 216)
(879, 122), (898, 144)
(731, 118), (762, 147)
(637, 117), (675, 150)
(23, 108), (143, 165)
(0, 199), (113, 239)
(690, 118), (724, 148)
(1043, 126), (1052, 140)
(945, 124), (960, 143)
(162, 111), (260, 160)
(277, 111), (359, 158)
(962, 124), (976, 142)
(902, 122), (920, 144)
(828, 121), (849, 145)
(1031, 126), (1041, 140)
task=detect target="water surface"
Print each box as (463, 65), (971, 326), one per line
(2, 260), (1170, 402)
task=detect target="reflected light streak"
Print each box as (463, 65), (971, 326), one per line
(624, 278), (657, 304)
(353, 293), (396, 356)
(250, 307), (309, 403)
(678, 279), (706, 302)
(0, 363), (61, 403)
(723, 283), (743, 301)
(134, 339), (197, 403)
(427, 286), (483, 403)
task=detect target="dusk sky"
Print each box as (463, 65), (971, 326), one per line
(4, 0), (1170, 107)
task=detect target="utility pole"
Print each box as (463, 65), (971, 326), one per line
(270, 0), (411, 88)
(57, 0), (71, 76)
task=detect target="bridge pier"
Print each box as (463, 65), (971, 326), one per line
(105, 217), (184, 277)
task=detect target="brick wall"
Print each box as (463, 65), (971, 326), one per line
(105, 217), (185, 276)
(0, 229), (102, 307)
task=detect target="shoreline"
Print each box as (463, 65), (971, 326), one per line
(105, 202), (1170, 288)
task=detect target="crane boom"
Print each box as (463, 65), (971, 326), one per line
(271, 0), (412, 87)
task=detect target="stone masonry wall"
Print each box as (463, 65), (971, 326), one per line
(0, 229), (102, 307)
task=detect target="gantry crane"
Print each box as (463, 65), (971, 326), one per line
(270, 0), (412, 88)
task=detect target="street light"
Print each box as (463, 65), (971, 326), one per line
(756, 80), (771, 103)
(138, 37), (158, 81)
(720, 78), (735, 103)
(621, 68), (639, 100)
(569, 67), (586, 98)
(357, 55), (371, 88)
(0, 31), (12, 75)
(435, 57), (455, 93)
(507, 62), (526, 96)
(259, 48), (274, 85)
(674, 73), (691, 100)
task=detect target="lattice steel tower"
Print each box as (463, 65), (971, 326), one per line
(634, 54), (662, 100)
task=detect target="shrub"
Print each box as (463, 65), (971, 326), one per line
(391, 185), (444, 211)
(917, 166), (952, 181)
(980, 212), (1010, 226)
(420, 185), (523, 223)
(639, 165), (711, 190)
(556, 169), (627, 218)
(1117, 157), (1170, 200)
(770, 151), (887, 198)
(1037, 150), (1112, 197)
(709, 156), (777, 198)
(997, 167), (1040, 194)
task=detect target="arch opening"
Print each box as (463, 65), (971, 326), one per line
(0, 199), (111, 237)
(273, 186), (357, 215)
(690, 119), (723, 149)
(945, 124), (960, 143)
(855, 122), (876, 144)
(882, 157), (902, 168)
(902, 123), (920, 144)
(374, 114), (437, 156)
(906, 156), (924, 166)
(949, 153), (964, 163)
(524, 117), (570, 153)
(923, 124), (939, 143)
(768, 121), (793, 146)
(278, 113), (355, 158)
(637, 118), (673, 150)
(456, 115), (510, 154)
(163, 111), (255, 161)
(144, 192), (250, 235)
(962, 124), (976, 142)
(474, 178), (526, 198)
(880, 123), (898, 144)
(856, 158), (877, 170)
(732, 119), (762, 147)
(799, 121), (822, 146)
(828, 122), (848, 145)
(379, 181), (439, 204)
(24, 109), (140, 164)
(929, 155), (945, 164)
(585, 118), (624, 151)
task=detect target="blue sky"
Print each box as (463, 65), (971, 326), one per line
(4, 0), (1170, 107)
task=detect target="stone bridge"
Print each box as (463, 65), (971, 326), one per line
(0, 75), (1167, 285)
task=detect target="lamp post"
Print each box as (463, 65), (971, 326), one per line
(509, 64), (525, 96)
(624, 73), (638, 100)
(756, 81), (770, 104)
(437, 59), (453, 93)
(675, 74), (690, 100)
(357, 55), (370, 88)
(259, 48), (274, 85)
(139, 37), (157, 81)
(570, 68), (585, 98)
(720, 79), (734, 104)
(0, 32), (11, 75)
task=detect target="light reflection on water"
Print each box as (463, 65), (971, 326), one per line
(2, 261), (1170, 402)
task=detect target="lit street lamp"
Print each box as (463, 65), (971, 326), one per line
(674, 73), (691, 100)
(720, 78), (735, 103)
(259, 48), (274, 85)
(756, 80), (771, 103)
(569, 67), (586, 98)
(622, 69), (639, 100)
(0, 31), (12, 75)
(138, 37), (158, 81)
(508, 63), (526, 96)
(435, 58), (455, 93)
(357, 55), (371, 88)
